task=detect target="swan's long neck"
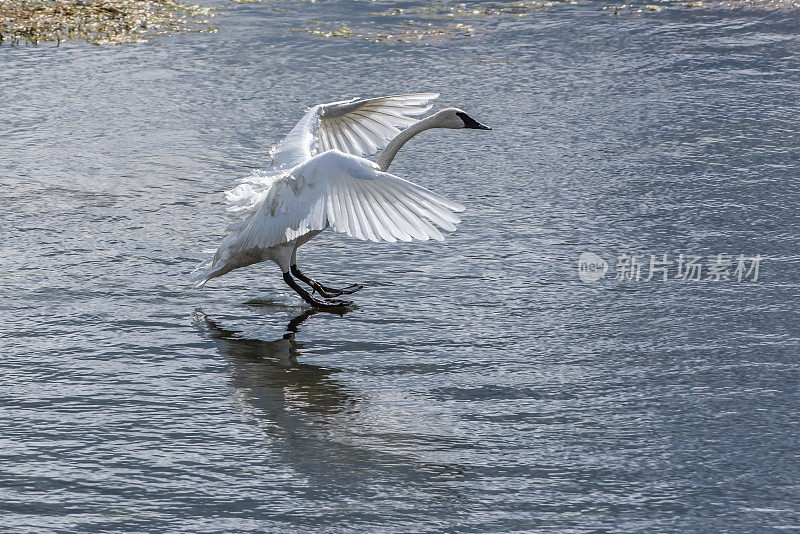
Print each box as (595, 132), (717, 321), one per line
(376, 113), (442, 171)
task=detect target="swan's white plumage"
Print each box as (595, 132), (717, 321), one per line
(194, 150), (464, 286)
(317, 93), (439, 156)
(224, 93), (441, 219)
(193, 93), (466, 289)
(270, 93), (439, 170)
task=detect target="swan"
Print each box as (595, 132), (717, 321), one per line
(193, 93), (491, 309)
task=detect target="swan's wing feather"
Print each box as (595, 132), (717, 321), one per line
(317, 93), (439, 157)
(224, 174), (329, 260)
(223, 168), (290, 217)
(217, 150), (464, 264)
(314, 151), (464, 243)
(268, 104), (323, 170)
(268, 93), (438, 170)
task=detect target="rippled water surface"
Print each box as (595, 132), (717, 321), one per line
(2, 1), (800, 532)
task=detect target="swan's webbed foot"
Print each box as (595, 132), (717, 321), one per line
(283, 272), (355, 310)
(314, 283), (363, 298)
(290, 265), (363, 298)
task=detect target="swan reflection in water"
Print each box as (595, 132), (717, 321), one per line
(194, 308), (358, 420)
(194, 308), (464, 496)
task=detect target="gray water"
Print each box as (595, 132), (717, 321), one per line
(2, 1), (800, 532)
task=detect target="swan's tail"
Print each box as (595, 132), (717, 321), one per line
(193, 168), (284, 288)
(191, 245), (230, 289)
(191, 259), (215, 289)
(191, 238), (259, 289)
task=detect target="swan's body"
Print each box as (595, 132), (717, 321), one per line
(193, 93), (490, 308)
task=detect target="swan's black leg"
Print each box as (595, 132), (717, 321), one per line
(283, 271), (353, 309)
(290, 264), (363, 298)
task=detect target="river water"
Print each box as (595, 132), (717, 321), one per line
(2, 0), (799, 532)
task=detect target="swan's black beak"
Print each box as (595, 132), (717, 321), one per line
(469, 120), (492, 130)
(456, 111), (492, 130)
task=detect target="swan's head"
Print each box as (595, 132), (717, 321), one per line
(435, 108), (492, 131)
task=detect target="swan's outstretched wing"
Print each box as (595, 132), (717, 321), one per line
(270, 93), (439, 169)
(233, 149), (463, 246)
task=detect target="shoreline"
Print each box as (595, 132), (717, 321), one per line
(0, 0), (216, 46)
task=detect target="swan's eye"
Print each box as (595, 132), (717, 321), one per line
(455, 111), (492, 130)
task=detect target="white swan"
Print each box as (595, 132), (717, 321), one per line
(193, 93), (490, 309)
